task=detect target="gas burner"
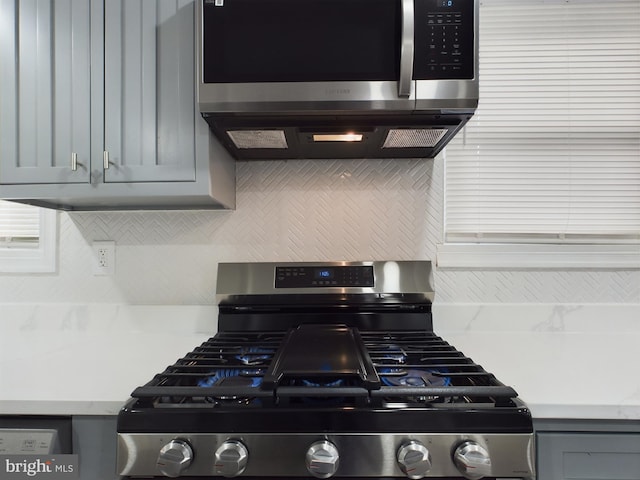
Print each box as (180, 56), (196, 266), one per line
(379, 368), (451, 387)
(300, 378), (344, 388)
(235, 347), (274, 365)
(198, 369), (264, 404)
(197, 369), (263, 388)
(378, 344), (407, 364)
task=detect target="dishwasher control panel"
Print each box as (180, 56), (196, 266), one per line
(0, 429), (61, 454)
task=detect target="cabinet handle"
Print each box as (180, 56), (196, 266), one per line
(71, 152), (79, 171)
(103, 151), (110, 170)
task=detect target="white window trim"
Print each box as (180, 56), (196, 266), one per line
(437, 243), (640, 270)
(0, 208), (57, 273)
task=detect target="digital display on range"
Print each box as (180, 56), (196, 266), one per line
(275, 265), (374, 288)
(315, 269), (333, 279)
(438, 0), (454, 6)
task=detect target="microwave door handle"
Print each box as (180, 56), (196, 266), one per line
(398, 0), (414, 98)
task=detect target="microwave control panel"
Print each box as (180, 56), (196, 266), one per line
(414, 0), (475, 79)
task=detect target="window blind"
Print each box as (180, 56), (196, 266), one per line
(445, 0), (640, 243)
(0, 200), (40, 244)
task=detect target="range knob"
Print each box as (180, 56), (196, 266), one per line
(156, 439), (193, 478)
(214, 440), (249, 477)
(453, 441), (492, 480)
(397, 441), (432, 479)
(305, 440), (340, 478)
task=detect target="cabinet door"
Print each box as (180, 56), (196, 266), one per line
(103, 0), (196, 183)
(0, 0), (91, 185)
(537, 432), (640, 480)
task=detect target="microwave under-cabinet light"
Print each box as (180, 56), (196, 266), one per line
(312, 133), (364, 142)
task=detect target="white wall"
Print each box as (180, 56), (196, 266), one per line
(0, 155), (638, 305)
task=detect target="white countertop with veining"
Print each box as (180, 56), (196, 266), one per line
(0, 305), (214, 415)
(434, 304), (640, 420)
(1, 303), (639, 419)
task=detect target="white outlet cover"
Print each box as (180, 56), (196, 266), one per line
(92, 240), (115, 276)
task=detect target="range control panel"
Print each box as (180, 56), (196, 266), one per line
(414, 0), (475, 79)
(275, 265), (374, 288)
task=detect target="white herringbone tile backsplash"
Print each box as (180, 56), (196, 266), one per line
(1, 156), (638, 304)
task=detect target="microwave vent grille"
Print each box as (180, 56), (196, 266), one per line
(227, 130), (288, 149)
(382, 128), (447, 149)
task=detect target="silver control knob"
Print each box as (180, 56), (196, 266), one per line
(306, 440), (340, 478)
(214, 440), (249, 477)
(397, 441), (432, 479)
(453, 441), (492, 480)
(157, 439), (193, 478)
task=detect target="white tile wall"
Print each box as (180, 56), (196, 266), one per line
(0, 156), (638, 305)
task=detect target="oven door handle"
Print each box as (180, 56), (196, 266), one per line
(398, 0), (415, 98)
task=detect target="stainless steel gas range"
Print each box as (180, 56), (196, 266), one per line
(117, 261), (535, 479)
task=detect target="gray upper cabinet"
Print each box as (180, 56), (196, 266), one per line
(0, 0), (92, 185)
(0, 0), (235, 210)
(103, 0), (196, 183)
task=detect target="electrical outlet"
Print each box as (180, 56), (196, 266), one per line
(92, 241), (115, 276)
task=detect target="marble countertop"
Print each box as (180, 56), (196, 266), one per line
(1, 303), (639, 420)
(441, 331), (640, 420)
(0, 305), (215, 415)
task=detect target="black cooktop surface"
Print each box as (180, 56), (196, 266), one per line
(119, 324), (532, 435)
(127, 325), (518, 408)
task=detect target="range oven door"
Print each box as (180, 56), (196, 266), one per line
(196, 0), (477, 113)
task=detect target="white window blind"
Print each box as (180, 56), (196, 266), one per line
(445, 0), (640, 244)
(0, 199), (40, 245)
(0, 200), (56, 272)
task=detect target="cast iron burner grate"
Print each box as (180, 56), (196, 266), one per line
(129, 328), (517, 408)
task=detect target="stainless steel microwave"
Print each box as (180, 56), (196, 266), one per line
(196, 0), (479, 160)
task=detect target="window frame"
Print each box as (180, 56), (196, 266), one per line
(436, 242), (640, 269)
